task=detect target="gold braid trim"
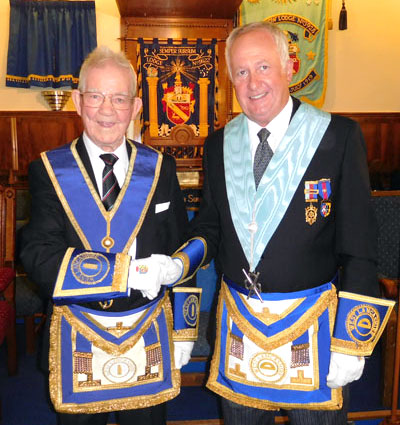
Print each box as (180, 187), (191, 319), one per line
(49, 309), (64, 412)
(6, 73), (79, 83)
(173, 328), (198, 341)
(51, 370), (181, 414)
(206, 378), (342, 411)
(172, 252), (190, 280)
(222, 281), (338, 351)
(112, 253), (130, 292)
(207, 286), (224, 386)
(54, 292), (169, 356)
(330, 338), (375, 357)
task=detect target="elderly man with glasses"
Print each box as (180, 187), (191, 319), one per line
(19, 46), (198, 425)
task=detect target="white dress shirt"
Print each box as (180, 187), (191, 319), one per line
(247, 97), (293, 164)
(82, 133), (129, 197)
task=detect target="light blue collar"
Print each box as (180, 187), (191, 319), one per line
(224, 103), (331, 269)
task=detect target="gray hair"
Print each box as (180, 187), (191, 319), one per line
(225, 21), (290, 79)
(78, 46), (137, 96)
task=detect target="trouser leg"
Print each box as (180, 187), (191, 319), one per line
(58, 403), (167, 425)
(57, 412), (108, 425)
(221, 397), (276, 425)
(118, 402), (167, 425)
(286, 386), (349, 425)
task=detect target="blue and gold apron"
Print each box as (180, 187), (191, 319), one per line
(50, 291), (179, 413)
(207, 278), (343, 410)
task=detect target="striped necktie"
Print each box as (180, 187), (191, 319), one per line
(253, 128), (272, 189)
(100, 153), (120, 210)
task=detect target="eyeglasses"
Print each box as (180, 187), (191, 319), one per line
(80, 92), (134, 110)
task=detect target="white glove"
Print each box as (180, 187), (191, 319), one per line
(326, 351), (365, 389)
(128, 254), (183, 300)
(174, 341), (195, 369)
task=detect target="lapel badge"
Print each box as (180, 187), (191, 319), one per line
(304, 181), (319, 225)
(320, 201), (331, 217)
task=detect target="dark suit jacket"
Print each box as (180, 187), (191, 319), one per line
(190, 98), (378, 297)
(19, 136), (189, 312)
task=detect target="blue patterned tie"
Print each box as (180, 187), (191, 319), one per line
(253, 128), (272, 189)
(100, 153), (120, 210)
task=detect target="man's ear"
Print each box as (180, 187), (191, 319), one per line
(71, 89), (82, 116)
(285, 59), (294, 83)
(131, 97), (143, 121)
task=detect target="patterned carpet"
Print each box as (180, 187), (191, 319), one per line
(0, 323), (390, 425)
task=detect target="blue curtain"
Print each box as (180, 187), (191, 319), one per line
(6, 0), (97, 89)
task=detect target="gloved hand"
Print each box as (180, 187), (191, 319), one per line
(174, 341), (195, 369)
(128, 254), (183, 300)
(326, 351), (365, 389)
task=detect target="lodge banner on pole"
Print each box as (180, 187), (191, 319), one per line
(137, 39), (217, 139)
(240, 0), (329, 107)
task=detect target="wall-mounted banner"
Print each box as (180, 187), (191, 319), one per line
(240, 0), (329, 107)
(137, 38), (218, 138)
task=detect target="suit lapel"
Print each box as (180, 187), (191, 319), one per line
(75, 136), (98, 196)
(291, 96), (301, 119)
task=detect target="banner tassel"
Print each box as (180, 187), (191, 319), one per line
(339, 0), (347, 30)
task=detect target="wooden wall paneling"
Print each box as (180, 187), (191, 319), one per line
(338, 113), (400, 173)
(336, 113), (400, 190)
(0, 109), (398, 184)
(0, 185), (16, 267)
(15, 112), (83, 176)
(116, 0), (242, 20)
(0, 112), (83, 181)
(0, 116), (14, 175)
(0, 183), (17, 376)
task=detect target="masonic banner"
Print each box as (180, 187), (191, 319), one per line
(137, 39), (217, 138)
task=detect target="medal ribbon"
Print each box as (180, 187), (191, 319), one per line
(305, 181), (319, 202)
(318, 179), (331, 200)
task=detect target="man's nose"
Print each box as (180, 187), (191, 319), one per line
(248, 72), (259, 89)
(99, 95), (115, 113)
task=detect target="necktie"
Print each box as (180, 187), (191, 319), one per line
(253, 128), (273, 189)
(100, 153), (120, 210)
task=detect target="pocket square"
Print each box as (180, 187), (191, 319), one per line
(155, 202), (170, 213)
